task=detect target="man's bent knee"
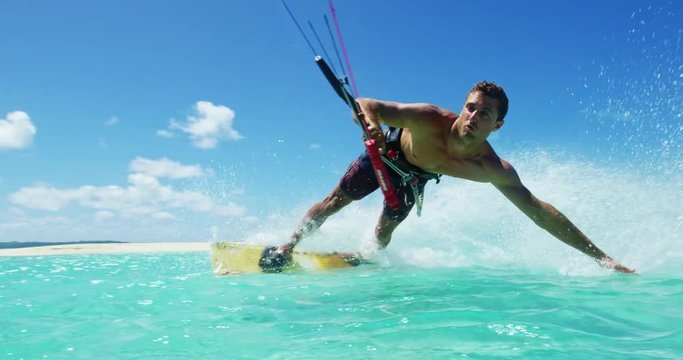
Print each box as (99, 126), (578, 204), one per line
(322, 187), (353, 211)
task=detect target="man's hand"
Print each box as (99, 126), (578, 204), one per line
(598, 256), (636, 273)
(354, 99), (387, 153)
(365, 122), (386, 154)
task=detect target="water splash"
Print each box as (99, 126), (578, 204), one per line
(234, 148), (681, 276)
(577, 4), (682, 174)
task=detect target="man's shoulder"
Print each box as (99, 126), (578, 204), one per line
(401, 105), (455, 135)
(400, 102), (457, 119)
(483, 154), (520, 186)
(425, 104), (458, 120)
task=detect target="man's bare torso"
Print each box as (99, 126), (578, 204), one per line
(398, 108), (504, 184)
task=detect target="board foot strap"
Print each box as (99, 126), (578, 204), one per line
(258, 246), (290, 273)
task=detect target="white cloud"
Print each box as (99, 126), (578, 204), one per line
(8, 157), (246, 219)
(151, 212), (175, 221)
(95, 210), (115, 222)
(129, 157), (205, 179)
(156, 129), (175, 138)
(105, 116), (119, 126)
(0, 216), (70, 230)
(162, 101), (242, 149)
(241, 215), (259, 224)
(310, 143), (322, 150)
(8, 185), (72, 211)
(0, 111), (37, 149)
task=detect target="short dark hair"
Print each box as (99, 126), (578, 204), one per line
(468, 81), (509, 121)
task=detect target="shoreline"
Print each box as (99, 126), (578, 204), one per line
(0, 242), (209, 257)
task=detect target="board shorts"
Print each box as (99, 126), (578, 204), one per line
(339, 128), (440, 221)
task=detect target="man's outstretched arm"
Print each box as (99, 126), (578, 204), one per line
(492, 164), (634, 273)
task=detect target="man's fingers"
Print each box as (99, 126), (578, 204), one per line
(368, 127), (386, 153)
(615, 264), (636, 273)
(600, 257), (636, 273)
(377, 141), (387, 154)
(351, 110), (361, 125)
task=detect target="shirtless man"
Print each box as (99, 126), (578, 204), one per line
(262, 81), (634, 273)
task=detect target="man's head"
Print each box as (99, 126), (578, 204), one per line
(458, 81), (509, 142)
(467, 81), (508, 122)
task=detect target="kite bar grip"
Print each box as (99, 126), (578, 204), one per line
(365, 139), (399, 211)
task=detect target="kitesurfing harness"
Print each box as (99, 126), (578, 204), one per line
(382, 127), (441, 216)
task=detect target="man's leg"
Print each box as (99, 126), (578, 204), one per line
(272, 151), (380, 264)
(374, 210), (410, 248)
(278, 185), (353, 254)
(374, 179), (424, 248)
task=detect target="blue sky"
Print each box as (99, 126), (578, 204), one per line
(1, 0), (680, 243)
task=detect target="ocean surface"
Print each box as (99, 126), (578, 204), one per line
(1, 250), (681, 359)
(2, 4), (681, 359)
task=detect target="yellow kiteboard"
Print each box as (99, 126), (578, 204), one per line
(211, 242), (369, 275)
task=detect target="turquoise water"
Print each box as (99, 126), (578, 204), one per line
(1, 252), (681, 359)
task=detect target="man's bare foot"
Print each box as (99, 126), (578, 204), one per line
(276, 242), (295, 257)
(258, 245), (292, 273)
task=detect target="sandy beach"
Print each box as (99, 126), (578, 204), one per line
(0, 242), (209, 257)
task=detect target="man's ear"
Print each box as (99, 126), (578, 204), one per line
(493, 119), (505, 131)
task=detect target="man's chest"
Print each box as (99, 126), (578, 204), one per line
(402, 132), (492, 182)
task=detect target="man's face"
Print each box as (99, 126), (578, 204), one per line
(458, 91), (503, 141)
